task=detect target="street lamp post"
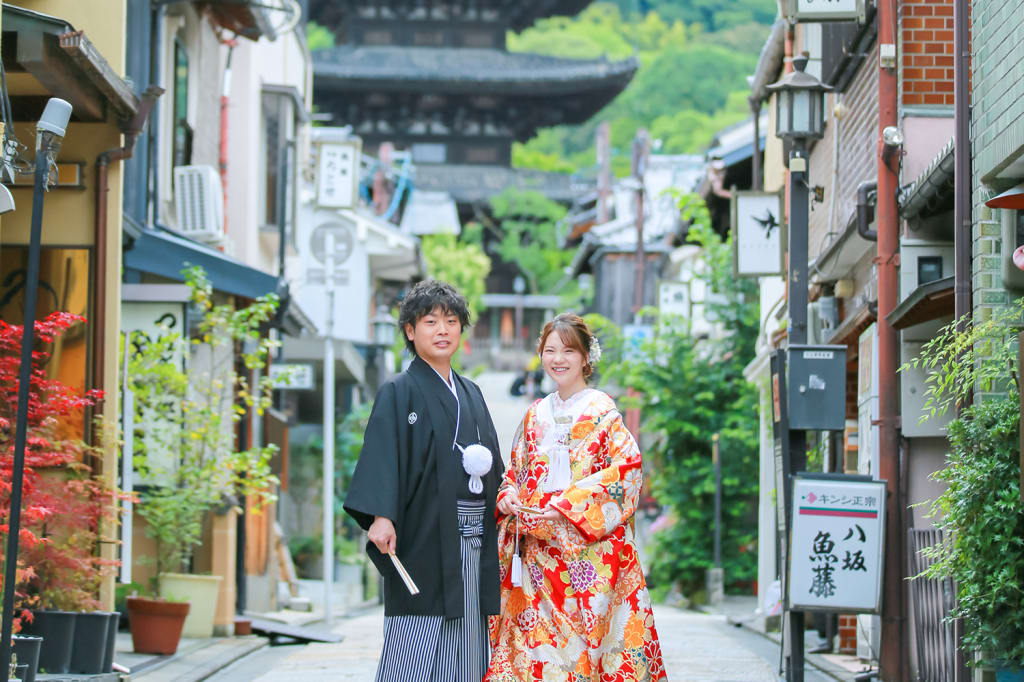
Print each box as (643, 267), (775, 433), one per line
(767, 54), (831, 682)
(371, 304), (397, 388)
(512, 275), (526, 349)
(1, 98), (73, 680)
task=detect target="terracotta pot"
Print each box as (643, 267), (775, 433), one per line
(125, 597), (190, 655)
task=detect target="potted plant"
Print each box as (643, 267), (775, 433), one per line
(126, 266), (279, 640)
(0, 312), (123, 676)
(905, 300), (1024, 676)
(287, 534), (323, 579)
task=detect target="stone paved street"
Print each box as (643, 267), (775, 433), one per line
(213, 604), (793, 681)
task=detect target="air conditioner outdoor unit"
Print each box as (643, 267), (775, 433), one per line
(174, 165), (224, 244)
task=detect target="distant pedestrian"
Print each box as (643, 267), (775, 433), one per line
(485, 313), (666, 681)
(344, 279), (503, 682)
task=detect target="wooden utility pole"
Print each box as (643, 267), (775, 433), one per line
(597, 121), (611, 224)
(632, 129), (650, 315)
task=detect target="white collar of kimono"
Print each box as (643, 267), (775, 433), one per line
(429, 364), (458, 400)
(430, 363), (493, 491)
(537, 387), (600, 492)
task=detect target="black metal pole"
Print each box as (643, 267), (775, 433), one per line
(713, 433), (722, 568)
(2, 150), (49, 680)
(786, 140), (810, 682)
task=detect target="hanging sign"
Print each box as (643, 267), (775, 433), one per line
(788, 474), (886, 612)
(269, 364), (315, 390)
(316, 140), (361, 208)
(786, 0), (866, 22)
(732, 190), (785, 277)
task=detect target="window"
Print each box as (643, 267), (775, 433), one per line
(460, 30), (496, 48)
(412, 143), (447, 164)
(464, 145), (499, 164)
(917, 256), (943, 285)
(172, 39), (192, 168)
(413, 30), (444, 46)
(261, 92), (296, 242)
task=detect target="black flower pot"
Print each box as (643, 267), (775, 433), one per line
(69, 612), (110, 674)
(22, 610), (76, 674)
(12, 634), (41, 682)
(102, 612), (120, 673)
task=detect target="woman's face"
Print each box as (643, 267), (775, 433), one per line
(541, 331), (585, 390)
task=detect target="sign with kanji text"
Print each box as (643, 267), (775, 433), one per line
(788, 475), (886, 612)
(316, 141), (361, 208)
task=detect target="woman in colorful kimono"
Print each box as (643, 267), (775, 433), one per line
(485, 313), (667, 682)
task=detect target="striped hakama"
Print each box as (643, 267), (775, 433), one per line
(376, 500), (489, 682)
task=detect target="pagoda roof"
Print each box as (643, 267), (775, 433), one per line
(307, 1), (594, 33)
(414, 164), (590, 203)
(313, 46), (638, 98)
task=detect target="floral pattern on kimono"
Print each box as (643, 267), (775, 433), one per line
(485, 389), (667, 682)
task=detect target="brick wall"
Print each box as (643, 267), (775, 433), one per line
(838, 613), (857, 654)
(901, 0), (955, 107)
(971, 0), (1024, 337)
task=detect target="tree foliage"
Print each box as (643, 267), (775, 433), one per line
(421, 233), (492, 325)
(127, 267), (279, 580)
(486, 189), (571, 295)
(906, 298), (1024, 665)
(508, 2), (769, 171)
(594, 196), (761, 594)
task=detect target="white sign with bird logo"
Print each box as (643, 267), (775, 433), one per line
(732, 190), (785, 277)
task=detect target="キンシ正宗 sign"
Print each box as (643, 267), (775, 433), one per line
(788, 475), (886, 612)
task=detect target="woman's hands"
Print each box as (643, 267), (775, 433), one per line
(497, 487), (521, 516)
(536, 502), (562, 521)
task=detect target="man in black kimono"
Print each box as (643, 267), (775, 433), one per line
(344, 280), (503, 682)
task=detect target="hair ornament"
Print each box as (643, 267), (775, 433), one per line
(588, 338), (602, 366)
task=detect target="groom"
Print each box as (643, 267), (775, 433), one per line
(344, 279), (503, 682)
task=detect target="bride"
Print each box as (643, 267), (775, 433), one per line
(485, 313), (666, 682)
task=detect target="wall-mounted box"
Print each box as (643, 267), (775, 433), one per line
(787, 344), (848, 431)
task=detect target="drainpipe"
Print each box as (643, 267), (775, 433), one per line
(952, 0), (971, 677)
(875, 0), (907, 676)
(219, 38), (237, 241)
(93, 86), (164, 421)
(751, 102), (762, 192)
(856, 181), (877, 241)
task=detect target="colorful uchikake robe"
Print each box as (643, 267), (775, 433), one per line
(485, 389), (667, 682)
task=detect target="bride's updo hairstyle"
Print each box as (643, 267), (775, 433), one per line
(537, 313), (596, 380)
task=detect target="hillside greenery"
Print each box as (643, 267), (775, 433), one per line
(508, 1), (774, 175)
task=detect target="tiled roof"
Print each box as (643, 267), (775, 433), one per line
(413, 164), (591, 203)
(313, 46), (638, 94)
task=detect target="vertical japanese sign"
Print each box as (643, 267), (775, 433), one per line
(317, 140), (361, 208)
(789, 476), (886, 612)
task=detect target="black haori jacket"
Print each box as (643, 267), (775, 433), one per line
(344, 356), (503, 619)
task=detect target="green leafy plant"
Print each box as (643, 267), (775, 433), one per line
(596, 198), (760, 594)
(907, 299), (1024, 666)
(126, 266), (279, 585)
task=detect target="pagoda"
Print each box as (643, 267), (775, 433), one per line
(308, 1), (637, 207)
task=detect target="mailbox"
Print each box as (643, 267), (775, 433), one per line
(787, 344), (847, 431)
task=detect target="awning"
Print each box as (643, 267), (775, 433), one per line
(1, 5), (139, 121)
(481, 293), (561, 309)
(124, 226), (280, 300)
(828, 302), (876, 348)
(900, 139), (955, 219)
(400, 189), (461, 235)
(886, 276), (954, 330)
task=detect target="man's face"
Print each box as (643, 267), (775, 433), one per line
(405, 306), (462, 367)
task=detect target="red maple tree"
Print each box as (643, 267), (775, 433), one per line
(0, 312), (118, 627)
